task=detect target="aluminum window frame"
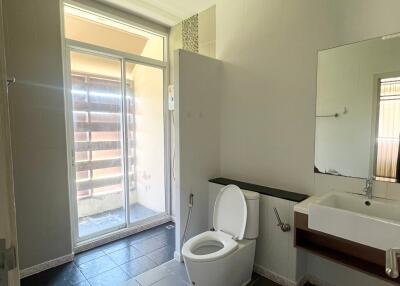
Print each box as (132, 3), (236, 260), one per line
(60, 1), (171, 248)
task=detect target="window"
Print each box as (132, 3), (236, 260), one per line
(64, 4), (164, 61)
(375, 77), (400, 180)
(63, 3), (168, 242)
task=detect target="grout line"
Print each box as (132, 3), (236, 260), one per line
(22, 224), (175, 285)
(79, 264), (122, 282)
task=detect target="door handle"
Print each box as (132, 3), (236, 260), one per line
(0, 239), (17, 271)
(0, 239), (17, 286)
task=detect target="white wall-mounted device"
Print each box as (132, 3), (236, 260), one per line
(168, 84), (175, 110)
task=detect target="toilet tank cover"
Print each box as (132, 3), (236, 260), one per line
(213, 185), (247, 240)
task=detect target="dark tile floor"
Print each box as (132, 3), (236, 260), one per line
(248, 274), (316, 286)
(21, 223), (175, 286)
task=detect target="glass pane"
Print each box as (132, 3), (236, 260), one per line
(125, 61), (165, 223)
(376, 77), (400, 179)
(64, 5), (164, 61)
(70, 50), (126, 239)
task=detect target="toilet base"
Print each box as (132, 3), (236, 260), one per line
(183, 239), (256, 286)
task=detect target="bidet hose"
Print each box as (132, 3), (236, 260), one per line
(182, 193), (194, 244)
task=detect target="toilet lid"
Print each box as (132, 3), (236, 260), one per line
(213, 185), (247, 240)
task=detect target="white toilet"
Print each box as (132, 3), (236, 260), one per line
(182, 185), (260, 286)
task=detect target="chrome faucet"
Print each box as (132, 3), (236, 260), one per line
(364, 177), (374, 200)
(386, 248), (400, 278)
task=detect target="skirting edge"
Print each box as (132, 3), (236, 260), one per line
(174, 250), (183, 262)
(254, 264), (297, 286)
(300, 274), (336, 286)
(20, 253), (74, 279)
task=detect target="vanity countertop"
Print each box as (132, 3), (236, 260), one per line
(293, 196), (320, 214)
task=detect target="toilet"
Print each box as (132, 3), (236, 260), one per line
(182, 185), (260, 286)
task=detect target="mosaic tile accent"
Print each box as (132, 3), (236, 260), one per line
(182, 14), (199, 53)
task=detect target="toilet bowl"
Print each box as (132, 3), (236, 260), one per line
(182, 185), (260, 286)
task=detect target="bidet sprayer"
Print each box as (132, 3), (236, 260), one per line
(182, 193), (195, 244)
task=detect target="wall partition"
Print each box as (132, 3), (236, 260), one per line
(62, 2), (168, 244)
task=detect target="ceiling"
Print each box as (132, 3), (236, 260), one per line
(98, 0), (216, 27)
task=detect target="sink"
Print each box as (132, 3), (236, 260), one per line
(308, 192), (400, 250)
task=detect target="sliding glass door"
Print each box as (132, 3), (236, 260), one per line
(63, 2), (168, 244)
(69, 50), (127, 239)
(125, 62), (166, 224)
(66, 49), (166, 242)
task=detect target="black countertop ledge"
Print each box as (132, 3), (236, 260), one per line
(209, 177), (308, 203)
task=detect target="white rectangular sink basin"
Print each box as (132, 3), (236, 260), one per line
(308, 192), (400, 250)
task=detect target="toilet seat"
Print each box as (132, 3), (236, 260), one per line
(182, 231), (238, 262)
(182, 185), (248, 263)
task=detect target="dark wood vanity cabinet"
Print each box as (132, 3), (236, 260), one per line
(294, 212), (400, 285)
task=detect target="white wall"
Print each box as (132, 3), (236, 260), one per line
(174, 50), (221, 256)
(315, 37), (400, 178)
(216, 0), (400, 284)
(217, 0), (400, 195)
(0, 0), (19, 283)
(3, 0), (73, 270)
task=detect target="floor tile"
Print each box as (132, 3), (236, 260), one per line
(163, 260), (189, 282)
(151, 274), (190, 286)
(134, 265), (172, 286)
(21, 263), (86, 286)
(146, 245), (175, 266)
(120, 256), (157, 277)
(118, 278), (141, 286)
(132, 235), (168, 254)
(153, 230), (174, 245)
(87, 267), (131, 286)
(75, 281), (91, 286)
(21, 223), (175, 286)
(108, 246), (144, 265)
(77, 255), (118, 279)
(247, 276), (281, 286)
(99, 238), (132, 254)
(74, 248), (106, 266)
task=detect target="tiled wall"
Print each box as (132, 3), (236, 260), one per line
(182, 14), (199, 53)
(169, 6), (216, 84)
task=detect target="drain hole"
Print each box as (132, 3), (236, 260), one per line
(365, 201), (371, 206)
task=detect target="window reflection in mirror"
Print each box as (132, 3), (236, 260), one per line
(314, 33), (400, 182)
(375, 77), (400, 181)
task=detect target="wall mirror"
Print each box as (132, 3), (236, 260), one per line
(315, 33), (400, 182)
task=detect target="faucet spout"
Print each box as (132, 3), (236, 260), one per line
(386, 248), (400, 278)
